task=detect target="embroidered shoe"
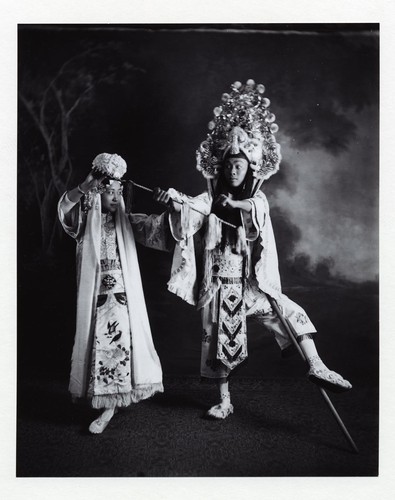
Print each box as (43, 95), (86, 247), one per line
(206, 402), (234, 420)
(308, 366), (352, 393)
(89, 408), (118, 434)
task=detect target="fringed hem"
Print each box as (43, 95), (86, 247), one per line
(88, 382), (164, 409)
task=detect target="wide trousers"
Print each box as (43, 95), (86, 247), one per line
(200, 289), (316, 379)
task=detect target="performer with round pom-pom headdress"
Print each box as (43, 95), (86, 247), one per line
(58, 153), (165, 433)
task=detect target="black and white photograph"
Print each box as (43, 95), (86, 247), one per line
(16, 21), (379, 478)
(2, 1), (393, 497)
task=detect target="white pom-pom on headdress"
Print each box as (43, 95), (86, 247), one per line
(92, 153), (127, 180)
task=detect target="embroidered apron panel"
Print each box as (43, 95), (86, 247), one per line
(216, 281), (247, 370)
(88, 266), (132, 397)
(212, 245), (247, 371)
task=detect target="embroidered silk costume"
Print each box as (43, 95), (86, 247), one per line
(146, 80), (317, 379)
(165, 188), (316, 379)
(58, 153), (164, 407)
(149, 79), (351, 398)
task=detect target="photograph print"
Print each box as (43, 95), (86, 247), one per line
(17, 23), (379, 477)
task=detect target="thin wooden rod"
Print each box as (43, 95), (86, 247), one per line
(268, 296), (359, 454)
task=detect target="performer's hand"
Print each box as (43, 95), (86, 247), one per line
(153, 187), (182, 212)
(215, 194), (238, 210)
(79, 171), (107, 193)
(66, 171), (108, 204)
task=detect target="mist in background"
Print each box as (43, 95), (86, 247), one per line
(17, 24), (379, 380)
(18, 24), (378, 284)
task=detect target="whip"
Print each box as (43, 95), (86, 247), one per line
(128, 180), (238, 229)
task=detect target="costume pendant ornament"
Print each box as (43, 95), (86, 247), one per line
(196, 79), (281, 181)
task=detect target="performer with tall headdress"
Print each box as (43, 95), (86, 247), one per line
(58, 153), (165, 433)
(154, 80), (352, 419)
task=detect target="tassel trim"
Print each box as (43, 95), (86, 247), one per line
(88, 382), (164, 409)
(235, 226), (247, 256)
(205, 214), (222, 250)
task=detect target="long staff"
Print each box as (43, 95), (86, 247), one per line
(131, 179), (358, 452)
(268, 296), (359, 454)
(127, 180), (238, 228)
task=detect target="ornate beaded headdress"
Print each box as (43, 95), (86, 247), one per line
(196, 79), (281, 183)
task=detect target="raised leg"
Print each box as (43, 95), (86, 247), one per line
(299, 337), (352, 392)
(267, 296), (358, 453)
(251, 303), (352, 392)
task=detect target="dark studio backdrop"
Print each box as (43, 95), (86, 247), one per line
(17, 24), (379, 476)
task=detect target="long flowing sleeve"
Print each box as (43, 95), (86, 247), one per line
(58, 192), (85, 240)
(168, 191), (211, 241)
(240, 190), (267, 241)
(129, 212), (174, 252)
(246, 190), (283, 300)
(167, 191), (212, 306)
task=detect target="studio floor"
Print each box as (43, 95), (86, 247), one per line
(17, 374), (378, 477)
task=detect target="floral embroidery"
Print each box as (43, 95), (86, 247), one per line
(89, 285), (132, 399)
(95, 347), (130, 385)
(296, 312), (308, 325)
(146, 216), (167, 249)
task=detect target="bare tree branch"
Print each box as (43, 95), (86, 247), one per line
(67, 83), (94, 118)
(19, 94), (51, 145)
(20, 43), (144, 255)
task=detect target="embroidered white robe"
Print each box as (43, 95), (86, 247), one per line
(58, 193), (164, 403)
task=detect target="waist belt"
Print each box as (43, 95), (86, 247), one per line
(100, 259), (122, 272)
(212, 276), (243, 284)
